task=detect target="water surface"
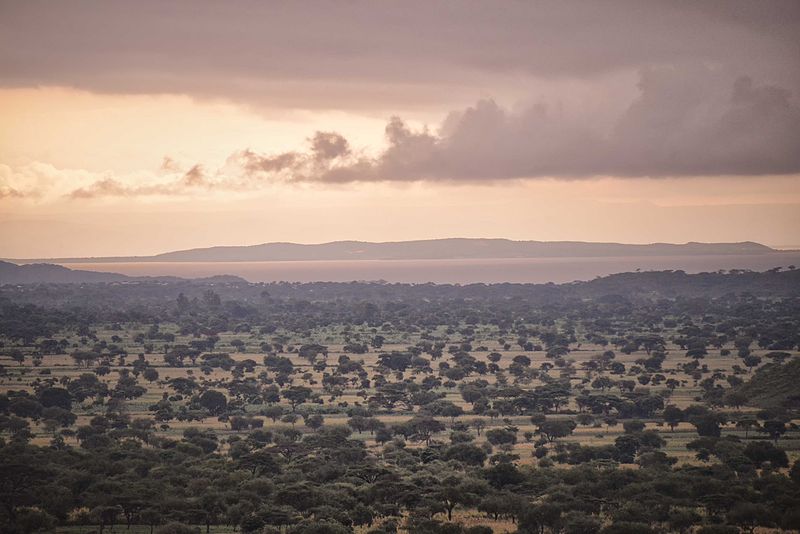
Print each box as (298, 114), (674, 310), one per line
(58, 253), (800, 284)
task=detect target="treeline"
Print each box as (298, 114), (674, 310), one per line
(2, 276), (800, 348)
(2, 268), (800, 308)
(2, 425), (800, 534)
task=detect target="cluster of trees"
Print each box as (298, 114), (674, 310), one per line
(1, 272), (799, 532)
(2, 414), (800, 534)
(3, 270), (800, 350)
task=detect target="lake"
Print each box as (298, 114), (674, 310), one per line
(58, 252), (800, 284)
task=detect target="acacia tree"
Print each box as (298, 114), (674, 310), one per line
(404, 416), (445, 445)
(435, 476), (488, 521)
(535, 419), (576, 443)
(282, 386), (313, 411)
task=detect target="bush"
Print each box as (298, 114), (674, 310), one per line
(14, 507), (57, 534)
(562, 511), (602, 534)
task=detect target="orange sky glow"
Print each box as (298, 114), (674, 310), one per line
(1, 2), (798, 257)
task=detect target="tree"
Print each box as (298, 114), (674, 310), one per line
(371, 335), (385, 349)
(38, 387), (72, 410)
(42, 406), (76, 428)
(662, 406), (683, 431)
(435, 476), (488, 521)
(262, 405), (284, 422)
(591, 376), (615, 391)
(686, 348), (707, 361)
(460, 386), (485, 408)
(623, 420), (646, 434)
(283, 386), (313, 411)
(91, 505), (122, 534)
(690, 413), (725, 438)
(404, 416), (445, 445)
(518, 503), (563, 534)
(443, 443), (487, 466)
(667, 508), (701, 534)
(742, 354), (762, 373)
(10, 350), (25, 366)
(304, 413), (324, 431)
(9, 398), (43, 421)
(239, 449), (280, 477)
(724, 390), (748, 410)
(562, 511), (602, 534)
(198, 390), (227, 415)
(743, 441), (789, 468)
(281, 413), (298, 427)
(735, 417), (759, 438)
(486, 428), (517, 447)
(765, 351), (790, 364)
(759, 420), (787, 444)
(535, 419), (576, 442)
(471, 419), (486, 436)
(143, 367), (159, 383)
(426, 401), (464, 422)
(727, 503), (776, 534)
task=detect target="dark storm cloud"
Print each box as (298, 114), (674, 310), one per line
(1, 0), (799, 107)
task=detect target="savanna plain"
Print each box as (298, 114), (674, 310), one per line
(2, 271), (800, 534)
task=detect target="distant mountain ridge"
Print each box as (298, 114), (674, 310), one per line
(7, 238), (779, 264)
(0, 261), (246, 285)
(0, 261), (128, 284)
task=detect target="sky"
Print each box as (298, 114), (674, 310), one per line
(1, 0), (799, 257)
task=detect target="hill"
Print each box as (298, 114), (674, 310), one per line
(7, 238), (779, 263)
(0, 261), (247, 285)
(0, 260), (130, 284)
(736, 359), (800, 409)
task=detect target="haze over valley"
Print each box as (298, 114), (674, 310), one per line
(5, 238), (799, 284)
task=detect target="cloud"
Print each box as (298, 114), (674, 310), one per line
(0, 185), (24, 199)
(235, 70), (800, 183)
(67, 165), (213, 199)
(0, 2), (798, 110)
(0, 161), (202, 201)
(69, 178), (131, 199)
(0, 163), (52, 199)
(232, 131), (358, 182)
(160, 156), (180, 173)
(180, 165), (209, 187)
(310, 132), (351, 160)
(610, 70), (800, 176)
(7, 68), (796, 201)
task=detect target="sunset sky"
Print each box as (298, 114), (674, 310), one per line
(1, 1), (799, 257)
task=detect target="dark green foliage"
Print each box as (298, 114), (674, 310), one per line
(0, 273), (798, 533)
(733, 359), (800, 408)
